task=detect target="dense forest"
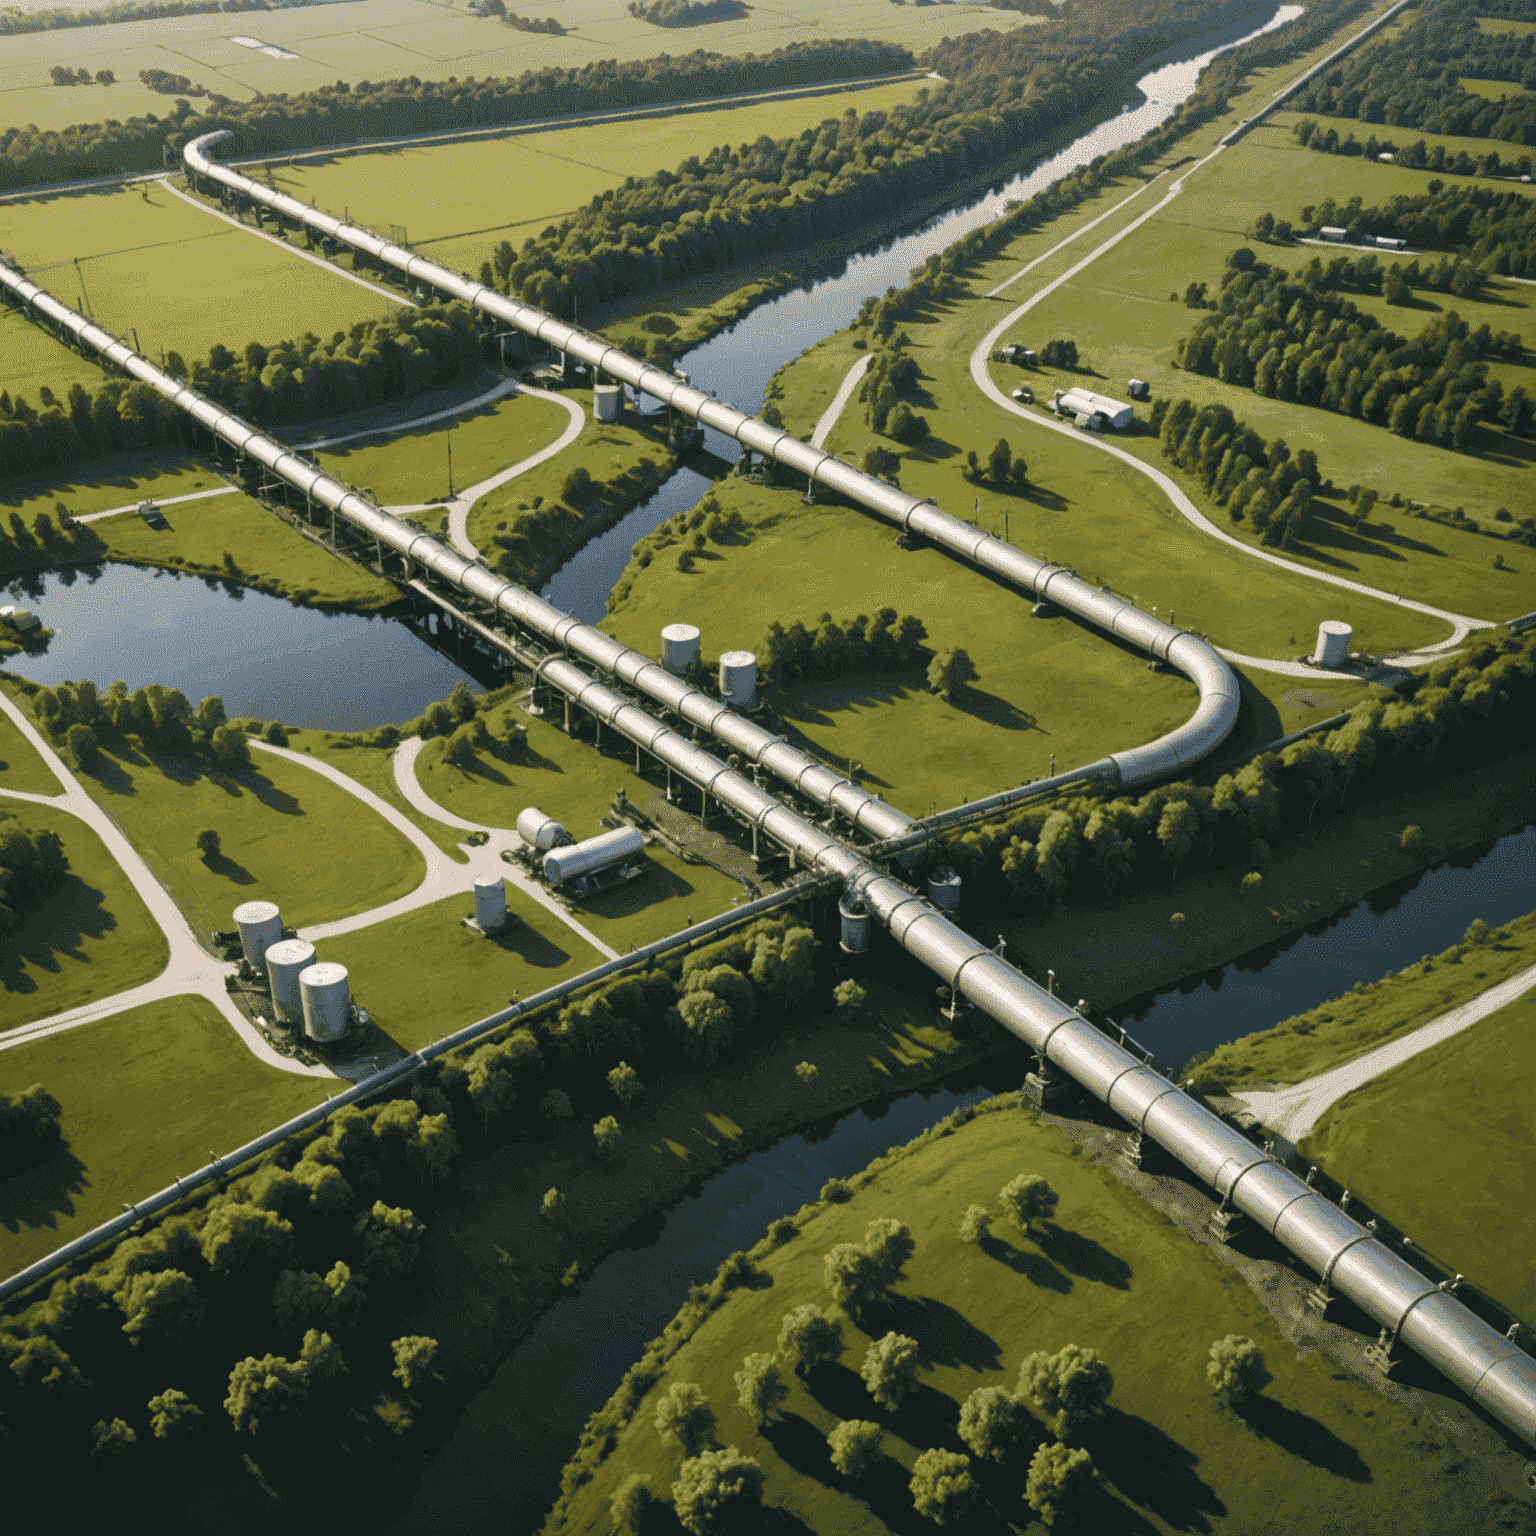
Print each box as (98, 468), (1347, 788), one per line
(0, 0), (342, 36)
(1287, 0), (1536, 147)
(1294, 118), (1535, 181)
(0, 40), (914, 191)
(1174, 246), (1526, 449)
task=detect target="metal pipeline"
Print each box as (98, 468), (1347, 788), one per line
(5, 254), (1533, 1447)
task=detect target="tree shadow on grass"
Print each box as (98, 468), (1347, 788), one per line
(1236, 1395), (1372, 1482)
(637, 1494), (812, 1535)
(0, 1144), (89, 1233)
(860, 1293), (1004, 1373)
(489, 922), (571, 969)
(0, 876), (119, 998)
(201, 849), (255, 885)
(764, 1410), (835, 1484)
(1080, 1409), (1226, 1532)
(950, 687), (1037, 732)
(977, 1231), (1073, 1293)
(573, 857), (694, 919)
(1036, 1223), (1132, 1289)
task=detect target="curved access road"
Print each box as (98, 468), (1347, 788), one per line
(1235, 962), (1536, 1142)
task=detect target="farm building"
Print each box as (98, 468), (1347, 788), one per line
(1319, 226), (1347, 242)
(1052, 387), (1134, 430)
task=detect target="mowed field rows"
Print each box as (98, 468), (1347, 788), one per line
(0, 0), (1019, 135)
(254, 76), (931, 271)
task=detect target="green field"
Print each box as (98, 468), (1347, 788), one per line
(1, 450), (217, 521)
(0, 0), (1015, 136)
(3, 180), (396, 387)
(318, 890), (604, 1052)
(1458, 76), (1524, 102)
(2, 300), (105, 407)
(74, 735), (427, 934)
(0, 798), (169, 1029)
(0, 993), (331, 1275)
(549, 1098), (1501, 1535)
(0, 708), (64, 795)
(269, 77), (931, 272)
(1301, 987), (1536, 1323)
(1194, 910), (1536, 1091)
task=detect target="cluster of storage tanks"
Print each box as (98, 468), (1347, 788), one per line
(517, 807), (645, 890)
(233, 900), (355, 1043)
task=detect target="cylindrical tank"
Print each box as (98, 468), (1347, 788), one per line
(299, 962), (351, 1042)
(516, 806), (568, 851)
(233, 900), (283, 972)
(928, 865), (962, 913)
(593, 384), (622, 422)
(719, 650), (757, 710)
(473, 876), (508, 932)
(1313, 621), (1352, 667)
(265, 937), (316, 1025)
(661, 623), (700, 675)
(839, 894), (870, 954)
(543, 825), (645, 886)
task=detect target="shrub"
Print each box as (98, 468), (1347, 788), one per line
(540, 1187), (564, 1220)
(392, 1335), (438, 1391)
(828, 1417), (883, 1478)
(909, 1446), (977, 1523)
(593, 1116), (622, 1157)
(820, 1177), (853, 1203)
(1241, 871), (1263, 893)
(1000, 1173), (1059, 1234)
(833, 979), (867, 1009)
(654, 1382), (716, 1456)
(1205, 1335), (1271, 1404)
(860, 1331), (920, 1411)
(90, 1417), (136, 1459)
(1463, 918), (1491, 947)
(607, 1061), (643, 1110)
(147, 1388), (202, 1440)
(795, 1060), (819, 1083)
(959, 1204), (991, 1243)
(1400, 824), (1426, 855)
(1025, 1441), (1096, 1526)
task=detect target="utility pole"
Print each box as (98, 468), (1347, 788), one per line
(73, 257), (93, 320)
(446, 424), (454, 500)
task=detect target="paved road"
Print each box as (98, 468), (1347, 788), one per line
(0, 691), (329, 1075)
(811, 353), (872, 449)
(1236, 962), (1536, 1141)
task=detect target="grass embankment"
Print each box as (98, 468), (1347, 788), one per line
(320, 893), (606, 1053)
(0, 994), (331, 1275)
(1193, 909), (1536, 1090)
(73, 735), (425, 934)
(0, 708), (63, 795)
(1300, 987), (1536, 1323)
(2, 301), (104, 404)
(0, 799), (168, 1030)
(548, 1097), (1504, 1536)
(1006, 748), (1536, 1017)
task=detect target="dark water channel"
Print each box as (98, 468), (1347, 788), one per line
(400, 824), (1533, 1535)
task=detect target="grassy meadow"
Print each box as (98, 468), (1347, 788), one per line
(0, 796), (170, 1029)
(549, 1098), (1508, 1535)
(0, 994), (331, 1275)
(0, 706), (64, 796)
(1301, 986), (1536, 1323)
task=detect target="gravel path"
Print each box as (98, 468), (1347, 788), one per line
(1235, 962), (1536, 1141)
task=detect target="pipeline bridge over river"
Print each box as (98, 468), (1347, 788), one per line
(0, 131), (1532, 1451)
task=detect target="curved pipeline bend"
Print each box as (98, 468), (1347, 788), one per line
(9, 232), (1535, 1451)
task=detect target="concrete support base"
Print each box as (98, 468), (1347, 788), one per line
(1207, 1205), (1251, 1245)
(1304, 1284), (1340, 1320)
(1022, 1071), (1072, 1110)
(1122, 1130), (1166, 1172)
(1363, 1330), (1399, 1378)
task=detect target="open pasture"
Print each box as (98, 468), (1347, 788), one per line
(2, 302), (105, 408)
(0, 994), (332, 1276)
(0, 0), (1017, 136)
(2, 178), (395, 378)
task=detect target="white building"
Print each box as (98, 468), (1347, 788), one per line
(1053, 387), (1134, 430)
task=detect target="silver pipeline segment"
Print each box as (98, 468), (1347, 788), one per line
(10, 257), (1536, 1452)
(184, 132), (1240, 794)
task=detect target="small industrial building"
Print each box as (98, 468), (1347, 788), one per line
(0, 605), (40, 632)
(1052, 387), (1135, 431)
(1375, 236), (1407, 250)
(1319, 226), (1347, 242)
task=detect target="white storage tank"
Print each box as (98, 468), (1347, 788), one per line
(233, 900), (283, 972)
(473, 876), (508, 932)
(1313, 621), (1352, 667)
(544, 825), (645, 886)
(661, 623), (701, 676)
(265, 937), (316, 1025)
(928, 866), (962, 914)
(839, 894), (870, 955)
(299, 961), (352, 1042)
(516, 807), (568, 851)
(593, 384), (622, 422)
(719, 650), (757, 710)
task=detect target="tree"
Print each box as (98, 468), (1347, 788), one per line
(654, 1382), (717, 1456)
(352, 1202), (424, 1277)
(863, 1217), (916, 1292)
(861, 1332), (920, 1412)
(116, 1268), (204, 1343)
(610, 1474), (653, 1533)
(65, 723), (98, 771)
(1205, 1335), (1271, 1404)
(778, 1304), (843, 1376)
(909, 1446), (977, 1524)
(1000, 1173), (1059, 1235)
(960, 1204), (991, 1243)
(212, 724), (250, 768)
(540, 1186), (564, 1220)
(795, 1060), (818, 1083)
(392, 1335), (438, 1391)
(1157, 798), (1199, 884)
(224, 1352), (309, 1434)
(927, 647), (978, 701)
(195, 827), (220, 860)
(989, 437), (1013, 484)
(1016, 1344), (1114, 1440)
(90, 1417), (136, 1460)
(675, 989), (736, 1063)
(540, 1087), (574, 1126)
(299, 1328), (345, 1383)
(1026, 1442), (1096, 1526)
(200, 1203), (294, 1273)
(608, 1061), (643, 1110)
(958, 1385), (1031, 1461)
(147, 1388), (202, 1440)
(734, 1352), (788, 1428)
(833, 979), (866, 1009)
(828, 1418), (883, 1478)
(824, 1242), (884, 1320)
(671, 1446), (764, 1534)
(593, 1115), (622, 1157)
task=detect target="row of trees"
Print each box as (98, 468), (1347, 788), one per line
(1, 0), (339, 35)
(0, 39), (913, 190)
(628, 0), (741, 24)
(1286, 0), (1536, 149)
(27, 676), (253, 770)
(0, 818), (69, 931)
(1174, 246), (1517, 450)
(940, 627), (1536, 913)
(0, 506), (102, 575)
(760, 607), (929, 684)
(1295, 119), (1535, 182)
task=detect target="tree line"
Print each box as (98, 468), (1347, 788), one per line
(628, 0), (743, 25)
(0, 816), (69, 931)
(1286, 0), (1536, 149)
(0, 39), (913, 191)
(0, 0), (341, 36)
(0, 505), (103, 576)
(939, 628), (1536, 915)
(760, 608), (929, 685)
(1174, 245), (1522, 451)
(1294, 119), (1534, 182)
